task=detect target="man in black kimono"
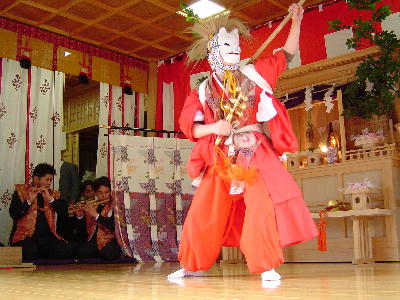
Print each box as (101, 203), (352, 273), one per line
(76, 176), (121, 261)
(9, 163), (75, 260)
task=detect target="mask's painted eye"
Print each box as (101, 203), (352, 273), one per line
(224, 43), (230, 46)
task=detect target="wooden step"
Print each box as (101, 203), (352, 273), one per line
(0, 247), (22, 265)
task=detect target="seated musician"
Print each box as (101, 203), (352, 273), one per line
(75, 176), (122, 261)
(9, 163), (75, 260)
(60, 180), (97, 243)
(80, 180), (95, 202)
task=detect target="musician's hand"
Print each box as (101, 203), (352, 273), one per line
(212, 120), (232, 136)
(27, 190), (38, 204)
(76, 208), (85, 218)
(86, 204), (98, 219)
(289, 3), (304, 24)
(42, 189), (53, 204)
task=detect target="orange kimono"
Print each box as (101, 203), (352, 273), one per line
(178, 51), (318, 273)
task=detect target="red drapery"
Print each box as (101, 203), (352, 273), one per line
(156, 58), (210, 133)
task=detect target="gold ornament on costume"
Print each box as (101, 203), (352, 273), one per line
(215, 70), (248, 145)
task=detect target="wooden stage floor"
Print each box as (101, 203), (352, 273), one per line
(0, 262), (399, 299)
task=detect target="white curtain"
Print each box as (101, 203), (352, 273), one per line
(29, 67), (64, 187)
(138, 93), (145, 128)
(0, 59), (28, 245)
(96, 82), (145, 177)
(162, 82), (174, 136)
(96, 83), (111, 178)
(0, 58), (64, 245)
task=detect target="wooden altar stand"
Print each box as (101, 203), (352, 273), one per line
(0, 247), (35, 270)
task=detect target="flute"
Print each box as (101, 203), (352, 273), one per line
(68, 198), (110, 214)
(15, 184), (61, 199)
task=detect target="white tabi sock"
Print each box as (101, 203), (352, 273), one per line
(167, 268), (205, 279)
(261, 269), (281, 281)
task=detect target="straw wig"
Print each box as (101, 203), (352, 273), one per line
(186, 13), (250, 63)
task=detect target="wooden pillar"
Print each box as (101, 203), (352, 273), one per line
(147, 61), (157, 135)
(352, 216), (374, 264)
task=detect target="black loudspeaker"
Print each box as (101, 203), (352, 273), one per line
(123, 79), (133, 95)
(20, 54), (31, 69)
(79, 67), (89, 84)
(123, 84), (133, 95)
(79, 73), (89, 84)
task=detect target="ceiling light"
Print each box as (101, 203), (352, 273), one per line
(180, 0), (225, 19)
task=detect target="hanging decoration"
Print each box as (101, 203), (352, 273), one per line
(279, 83), (344, 110)
(323, 84), (335, 113)
(304, 85), (313, 111)
(305, 109), (314, 144)
(79, 52), (89, 84)
(123, 65), (133, 95)
(20, 35), (32, 69)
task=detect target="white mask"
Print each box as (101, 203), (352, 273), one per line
(218, 27), (241, 65)
(208, 27), (241, 73)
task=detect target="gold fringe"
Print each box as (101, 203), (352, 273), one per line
(57, 47), (82, 77)
(0, 29), (17, 60)
(0, 28), (148, 93)
(29, 38), (53, 71)
(91, 56), (120, 87)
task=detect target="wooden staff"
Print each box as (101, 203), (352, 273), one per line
(248, 0), (306, 64)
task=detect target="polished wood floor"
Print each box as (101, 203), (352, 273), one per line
(0, 262), (399, 299)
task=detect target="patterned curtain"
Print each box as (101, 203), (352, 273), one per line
(0, 58), (64, 245)
(110, 134), (194, 262)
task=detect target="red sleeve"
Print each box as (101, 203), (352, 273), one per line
(267, 98), (298, 155)
(254, 50), (287, 89)
(178, 89), (203, 142)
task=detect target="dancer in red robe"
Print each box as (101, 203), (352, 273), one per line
(168, 3), (318, 282)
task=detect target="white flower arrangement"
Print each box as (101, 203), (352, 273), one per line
(351, 128), (385, 148)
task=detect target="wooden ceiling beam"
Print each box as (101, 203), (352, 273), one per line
(0, 0), (23, 15)
(127, 33), (186, 55)
(232, 0), (263, 11)
(229, 9), (256, 23)
(33, 0), (84, 26)
(127, 43), (175, 58)
(145, 0), (180, 14)
(94, 24), (151, 45)
(0, 14), (37, 27)
(263, 0), (288, 11)
(117, 10), (173, 40)
(11, 1), (92, 26)
(71, 0), (141, 34)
